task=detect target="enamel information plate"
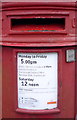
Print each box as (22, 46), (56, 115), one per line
(17, 52), (58, 110)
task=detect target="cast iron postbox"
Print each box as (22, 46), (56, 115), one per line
(1, 2), (77, 119)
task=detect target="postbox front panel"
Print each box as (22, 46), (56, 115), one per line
(17, 52), (58, 110)
(2, 47), (76, 118)
(2, 2), (76, 119)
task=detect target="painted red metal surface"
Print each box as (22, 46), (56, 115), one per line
(1, 2), (76, 47)
(1, 2), (77, 119)
(2, 47), (76, 118)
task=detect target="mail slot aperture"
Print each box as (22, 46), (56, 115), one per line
(11, 18), (65, 32)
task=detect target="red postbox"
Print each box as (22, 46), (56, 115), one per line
(1, 2), (77, 119)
